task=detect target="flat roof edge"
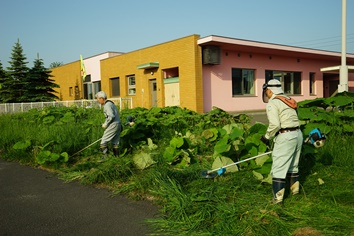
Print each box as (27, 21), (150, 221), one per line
(198, 35), (354, 58)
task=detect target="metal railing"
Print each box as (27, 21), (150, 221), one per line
(0, 98), (133, 114)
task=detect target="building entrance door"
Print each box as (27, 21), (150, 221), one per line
(150, 79), (157, 107)
(164, 81), (180, 107)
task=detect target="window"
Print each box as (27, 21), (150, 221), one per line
(93, 81), (101, 95)
(232, 68), (255, 96)
(265, 70), (301, 95)
(83, 84), (93, 99)
(310, 72), (316, 95)
(69, 87), (73, 97)
(111, 77), (120, 97)
(127, 75), (136, 95)
(83, 75), (93, 99)
(75, 86), (79, 99)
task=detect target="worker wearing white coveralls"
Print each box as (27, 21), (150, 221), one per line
(95, 91), (121, 157)
(260, 79), (303, 204)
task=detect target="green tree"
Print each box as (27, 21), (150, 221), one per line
(23, 54), (59, 102)
(49, 61), (63, 68)
(0, 61), (10, 103)
(6, 39), (29, 102)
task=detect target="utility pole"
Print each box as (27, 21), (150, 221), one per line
(338, 0), (348, 92)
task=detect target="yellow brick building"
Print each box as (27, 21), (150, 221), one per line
(51, 61), (81, 101)
(51, 35), (204, 113)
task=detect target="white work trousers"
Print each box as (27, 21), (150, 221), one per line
(271, 129), (303, 179)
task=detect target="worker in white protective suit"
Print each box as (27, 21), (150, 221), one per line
(95, 91), (122, 157)
(260, 79), (303, 204)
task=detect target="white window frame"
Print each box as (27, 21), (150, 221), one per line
(127, 75), (136, 96)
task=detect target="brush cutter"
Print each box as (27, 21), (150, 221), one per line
(70, 138), (102, 157)
(200, 151), (272, 178)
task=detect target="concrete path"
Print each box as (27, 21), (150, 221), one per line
(0, 160), (158, 236)
(248, 111), (268, 125)
(231, 110), (268, 125)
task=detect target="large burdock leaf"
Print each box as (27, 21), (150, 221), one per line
(13, 140), (31, 150)
(223, 124), (234, 134)
(133, 152), (156, 170)
(36, 150), (51, 164)
(202, 129), (214, 139)
(214, 135), (230, 154)
(255, 153), (271, 166)
(249, 123), (267, 135)
(170, 137), (184, 149)
(252, 170), (263, 181)
(303, 123), (331, 136)
(202, 128), (219, 141)
(212, 156), (238, 173)
(163, 146), (176, 162)
(253, 171), (272, 184)
(262, 173), (272, 184)
(230, 127), (244, 140)
(324, 95), (353, 107)
(49, 153), (60, 162)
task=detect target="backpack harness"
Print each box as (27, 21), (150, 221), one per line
(274, 96), (298, 109)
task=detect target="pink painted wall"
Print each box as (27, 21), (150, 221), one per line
(203, 49), (351, 113)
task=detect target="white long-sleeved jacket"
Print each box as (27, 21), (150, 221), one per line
(264, 94), (300, 139)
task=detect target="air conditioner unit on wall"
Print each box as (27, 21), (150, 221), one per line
(202, 46), (221, 65)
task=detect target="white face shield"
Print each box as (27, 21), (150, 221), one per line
(262, 83), (269, 103)
(262, 80), (284, 103)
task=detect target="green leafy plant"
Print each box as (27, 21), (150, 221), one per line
(298, 92), (354, 135)
(2, 98), (354, 236)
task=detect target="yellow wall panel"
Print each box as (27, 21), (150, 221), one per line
(100, 34), (203, 112)
(51, 61), (82, 101)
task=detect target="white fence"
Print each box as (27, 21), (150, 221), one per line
(0, 98), (133, 114)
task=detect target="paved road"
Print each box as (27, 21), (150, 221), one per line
(248, 111), (268, 125)
(0, 160), (158, 236)
(231, 110), (268, 125)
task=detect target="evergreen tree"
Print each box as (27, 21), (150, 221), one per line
(0, 61), (11, 103)
(23, 54), (59, 102)
(7, 39), (29, 102)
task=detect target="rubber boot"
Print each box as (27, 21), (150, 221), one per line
(113, 145), (119, 157)
(100, 145), (109, 160)
(272, 178), (286, 204)
(287, 173), (300, 195)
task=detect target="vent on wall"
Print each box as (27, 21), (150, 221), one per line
(202, 46), (221, 65)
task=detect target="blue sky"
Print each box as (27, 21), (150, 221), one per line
(1, 0), (353, 68)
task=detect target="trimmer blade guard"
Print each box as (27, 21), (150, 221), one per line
(200, 170), (218, 179)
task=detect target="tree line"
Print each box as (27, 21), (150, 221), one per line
(0, 39), (61, 103)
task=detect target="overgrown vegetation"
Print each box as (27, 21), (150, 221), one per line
(0, 93), (354, 235)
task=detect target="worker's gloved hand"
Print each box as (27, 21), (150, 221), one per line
(260, 135), (270, 146)
(102, 123), (107, 129)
